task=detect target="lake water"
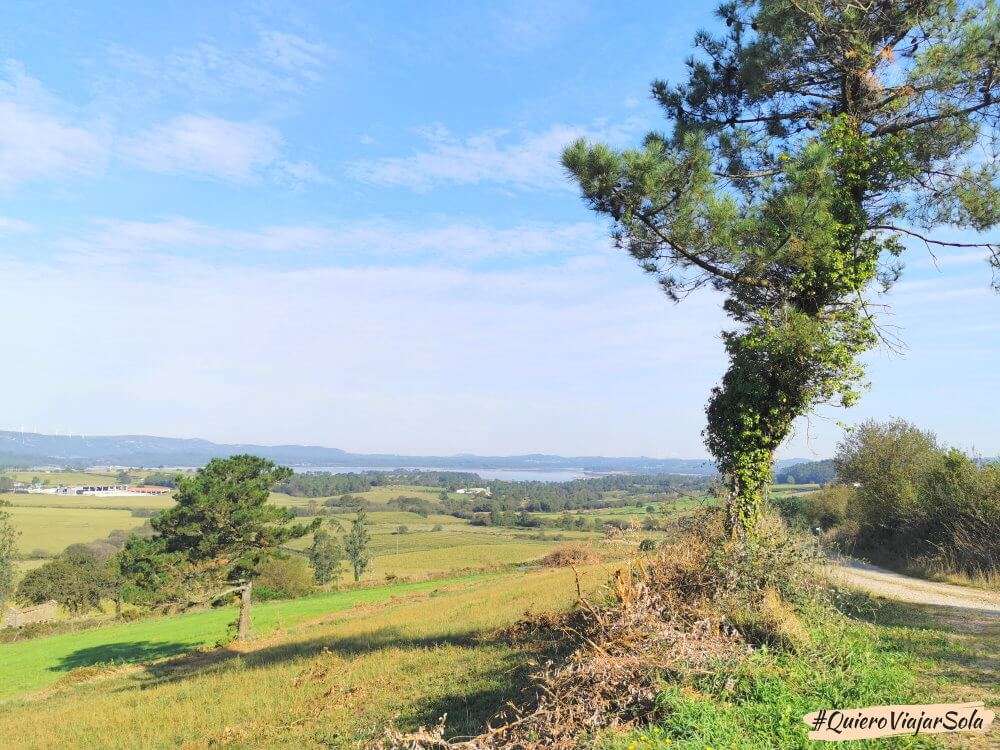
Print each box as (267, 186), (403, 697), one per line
(290, 465), (598, 482)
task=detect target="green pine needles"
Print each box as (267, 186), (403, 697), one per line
(564, 0), (1000, 539)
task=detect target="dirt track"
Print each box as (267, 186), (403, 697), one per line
(829, 557), (1000, 615)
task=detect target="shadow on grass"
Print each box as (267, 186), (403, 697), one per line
(837, 592), (999, 694)
(116, 625), (544, 740)
(52, 640), (193, 672)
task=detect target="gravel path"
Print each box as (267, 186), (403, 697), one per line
(828, 557), (1000, 615)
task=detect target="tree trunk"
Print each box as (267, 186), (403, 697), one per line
(236, 581), (252, 641)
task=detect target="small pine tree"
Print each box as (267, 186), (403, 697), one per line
(343, 509), (372, 582)
(308, 529), (343, 585)
(144, 455), (317, 640)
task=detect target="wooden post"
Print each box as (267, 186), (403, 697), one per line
(237, 581), (252, 641)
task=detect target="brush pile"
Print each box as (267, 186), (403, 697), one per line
(378, 511), (815, 749)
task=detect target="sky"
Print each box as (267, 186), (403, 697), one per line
(1, 1), (998, 459)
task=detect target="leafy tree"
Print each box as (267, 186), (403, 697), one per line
(254, 555), (315, 600)
(563, 0), (999, 539)
(836, 419), (940, 544)
(0, 501), (17, 610)
(17, 544), (118, 615)
(307, 529), (343, 585)
(343, 509), (372, 582)
(145, 455), (316, 640)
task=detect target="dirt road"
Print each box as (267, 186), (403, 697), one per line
(829, 557), (1000, 614)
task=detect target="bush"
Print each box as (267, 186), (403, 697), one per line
(254, 556), (316, 601)
(540, 544), (600, 567)
(773, 485), (851, 531)
(835, 420), (1000, 578)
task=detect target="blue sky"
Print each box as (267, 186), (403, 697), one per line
(2, 0), (998, 459)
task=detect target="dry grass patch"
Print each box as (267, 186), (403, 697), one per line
(540, 543), (601, 568)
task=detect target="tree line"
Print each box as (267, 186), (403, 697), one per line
(3, 456), (375, 640)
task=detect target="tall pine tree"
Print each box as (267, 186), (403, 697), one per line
(564, 0), (999, 539)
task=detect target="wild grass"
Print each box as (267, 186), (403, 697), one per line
(0, 566), (610, 749)
(0, 574), (487, 701)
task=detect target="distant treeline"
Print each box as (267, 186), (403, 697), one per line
(274, 470), (482, 497)
(773, 459), (837, 485)
(481, 474), (710, 513)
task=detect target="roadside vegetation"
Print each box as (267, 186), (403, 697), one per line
(775, 420), (1000, 588)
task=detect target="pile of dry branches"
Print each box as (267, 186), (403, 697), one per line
(377, 529), (749, 750)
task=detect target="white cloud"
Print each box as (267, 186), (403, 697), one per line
(0, 60), (108, 190)
(107, 30), (330, 101)
(258, 32), (327, 78)
(121, 115), (319, 184)
(0, 252), (724, 455)
(348, 120), (643, 192)
(62, 216), (610, 263)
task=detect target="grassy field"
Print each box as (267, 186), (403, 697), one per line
(0, 566), (610, 749)
(0, 564), (993, 749)
(0, 574), (488, 701)
(5, 506), (147, 556)
(5, 471), (121, 486)
(0, 492), (174, 511)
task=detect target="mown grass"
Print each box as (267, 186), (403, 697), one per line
(0, 574), (487, 701)
(0, 566), (611, 749)
(0, 560), (993, 749)
(5, 505), (147, 555)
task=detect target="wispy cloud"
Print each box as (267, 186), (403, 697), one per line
(59, 216), (610, 264)
(106, 30), (330, 102)
(122, 115), (321, 184)
(0, 216), (34, 233)
(348, 120), (643, 192)
(0, 60), (109, 190)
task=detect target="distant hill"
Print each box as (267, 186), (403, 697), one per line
(774, 458), (837, 485)
(0, 430), (722, 475)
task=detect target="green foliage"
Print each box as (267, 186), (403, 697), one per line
(774, 485), (852, 531)
(253, 555), (316, 601)
(17, 544), (118, 614)
(836, 420), (1000, 576)
(142, 471), (182, 488)
(774, 459), (836, 485)
(605, 611), (930, 749)
(307, 529), (343, 585)
(151, 455), (315, 584)
(836, 419), (941, 547)
(344, 508), (372, 582)
(563, 0), (1000, 539)
(0, 500), (17, 609)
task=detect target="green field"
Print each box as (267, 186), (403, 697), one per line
(5, 506), (147, 556)
(0, 574), (487, 700)
(0, 563), (993, 749)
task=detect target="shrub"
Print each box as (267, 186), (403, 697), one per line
(540, 544), (600, 567)
(835, 420), (1000, 579)
(773, 484), (851, 531)
(253, 556), (315, 601)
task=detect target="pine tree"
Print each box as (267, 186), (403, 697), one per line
(564, 0), (999, 539)
(0, 501), (18, 611)
(148, 455), (316, 640)
(343, 509), (372, 582)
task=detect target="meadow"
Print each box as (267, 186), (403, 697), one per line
(0, 562), (993, 749)
(4, 505), (147, 557)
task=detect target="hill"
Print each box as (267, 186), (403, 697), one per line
(0, 430), (722, 474)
